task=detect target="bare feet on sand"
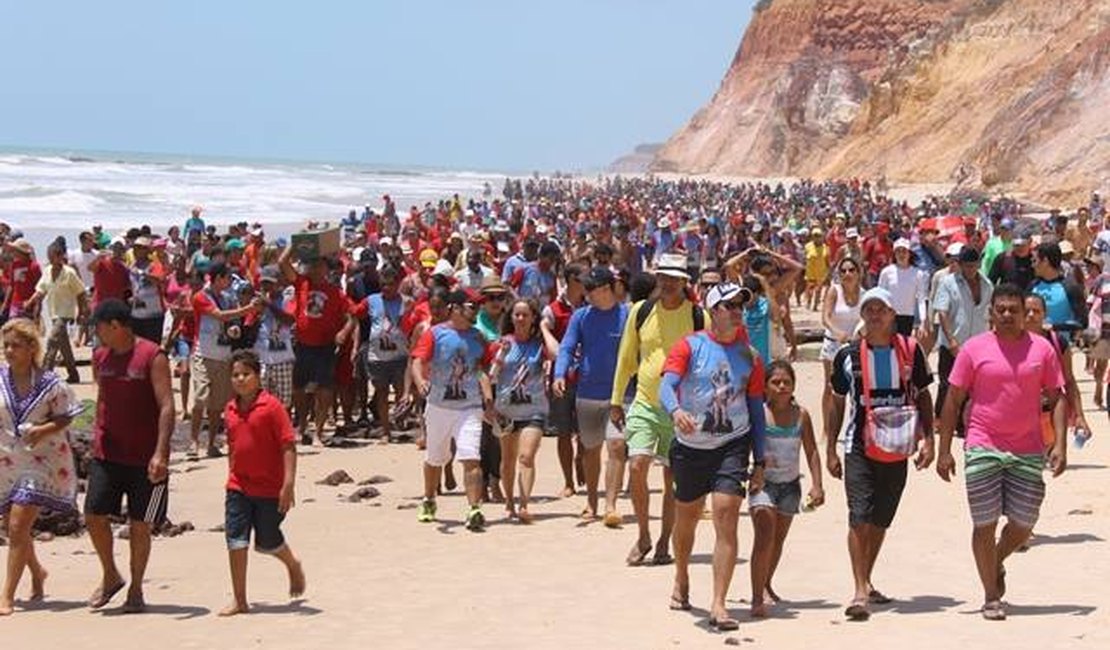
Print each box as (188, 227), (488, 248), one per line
(289, 560), (306, 598)
(0, 598), (13, 616)
(30, 567), (48, 601)
(219, 601), (250, 617)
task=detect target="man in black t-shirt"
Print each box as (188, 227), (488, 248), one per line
(825, 287), (935, 622)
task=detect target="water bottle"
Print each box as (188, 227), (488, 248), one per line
(1074, 427), (1091, 450)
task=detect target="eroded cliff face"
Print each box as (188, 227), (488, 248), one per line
(654, 0), (1110, 206)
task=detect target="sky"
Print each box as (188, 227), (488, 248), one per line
(0, 1), (754, 172)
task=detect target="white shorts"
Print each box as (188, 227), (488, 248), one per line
(819, 336), (845, 362)
(423, 403), (483, 467)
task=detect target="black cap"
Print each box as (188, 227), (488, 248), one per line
(958, 246), (981, 264)
(91, 298), (132, 327)
(581, 266), (615, 290)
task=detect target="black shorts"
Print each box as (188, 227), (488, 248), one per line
(894, 315), (915, 337)
(225, 490), (286, 552)
(669, 436), (751, 503)
(845, 452), (907, 528)
(293, 343), (336, 390)
(368, 358), (407, 391)
(84, 459), (168, 525)
(545, 386), (578, 437)
(132, 316), (166, 345)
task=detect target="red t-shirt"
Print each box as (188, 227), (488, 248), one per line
(863, 238), (893, 276)
(92, 256), (131, 307)
(293, 274), (348, 346)
(224, 390), (296, 498)
(8, 258), (41, 310)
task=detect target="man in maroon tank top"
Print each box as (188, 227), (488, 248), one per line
(85, 299), (175, 613)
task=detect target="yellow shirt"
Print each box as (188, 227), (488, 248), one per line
(34, 265), (86, 320)
(610, 299), (707, 407)
(804, 242), (829, 282)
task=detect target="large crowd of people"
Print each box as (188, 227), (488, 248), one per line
(0, 177), (1104, 626)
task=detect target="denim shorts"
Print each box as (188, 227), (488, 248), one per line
(225, 490), (286, 552)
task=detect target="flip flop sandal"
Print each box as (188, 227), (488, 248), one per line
(981, 600), (1006, 621)
(868, 589), (893, 605)
(845, 600), (871, 621)
(670, 595), (692, 611)
(88, 581), (126, 609)
(652, 553), (675, 566)
(121, 597), (146, 614)
(626, 543), (651, 566)
(709, 616), (740, 631)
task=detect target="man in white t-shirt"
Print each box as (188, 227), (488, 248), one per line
(68, 230), (100, 346)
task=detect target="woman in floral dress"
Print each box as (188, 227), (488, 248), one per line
(0, 318), (81, 615)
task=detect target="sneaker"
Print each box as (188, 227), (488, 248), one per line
(465, 506), (486, 531)
(417, 499), (436, 523)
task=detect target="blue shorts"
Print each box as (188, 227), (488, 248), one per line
(225, 490), (286, 552)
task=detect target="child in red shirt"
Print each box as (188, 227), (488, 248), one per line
(220, 350), (305, 616)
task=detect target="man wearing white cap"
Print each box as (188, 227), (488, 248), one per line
(611, 253), (707, 566)
(826, 286), (935, 621)
(877, 239), (928, 337)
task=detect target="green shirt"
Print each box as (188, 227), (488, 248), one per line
(476, 309), (500, 342)
(980, 236), (1012, 276)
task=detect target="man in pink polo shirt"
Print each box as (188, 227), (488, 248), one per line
(936, 282), (1067, 621)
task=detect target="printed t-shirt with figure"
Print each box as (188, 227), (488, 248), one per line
(493, 335), (548, 420)
(129, 262), (165, 319)
(192, 288), (233, 361)
(830, 338), (932, 455)
(511, 262), (556, 303)
(293, 274), (348, 347)
(411, 324), (494, 410)
(946, 331), (1065, 455)
(351, 293), (409, 362)
(661, 330), (765, 449)
(253, 297), (296, 366)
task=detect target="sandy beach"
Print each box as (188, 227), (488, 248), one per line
(3, 314), (1107, 649)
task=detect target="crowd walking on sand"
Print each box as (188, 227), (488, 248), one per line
(0, 176), (1104, 627)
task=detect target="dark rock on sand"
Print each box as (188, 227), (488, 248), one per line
(345, 486), (381, 502)
(317, 470), (354, 486)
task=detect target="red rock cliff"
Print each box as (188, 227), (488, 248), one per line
(653, 0), (1110, 206)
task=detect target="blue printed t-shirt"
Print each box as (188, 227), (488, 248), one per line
(661, 330), (765, 450)
(493, 335), (548, 420)
(511, 262), (556, 303)
(412, 324), (494, 410)
(352, 293), (408, 362)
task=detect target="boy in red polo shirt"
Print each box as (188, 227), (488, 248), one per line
(219, 350), (305, 616)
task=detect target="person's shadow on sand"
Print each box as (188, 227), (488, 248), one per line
(99, 603), (210, 619)
(248, 599), (322, 616)
(959, 603), (1096, 617)
(884, 594), (964, 614)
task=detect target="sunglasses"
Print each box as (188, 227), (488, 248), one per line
(484, 294), (506, 302)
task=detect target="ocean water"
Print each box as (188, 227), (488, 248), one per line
(0, 147), (512, 235)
